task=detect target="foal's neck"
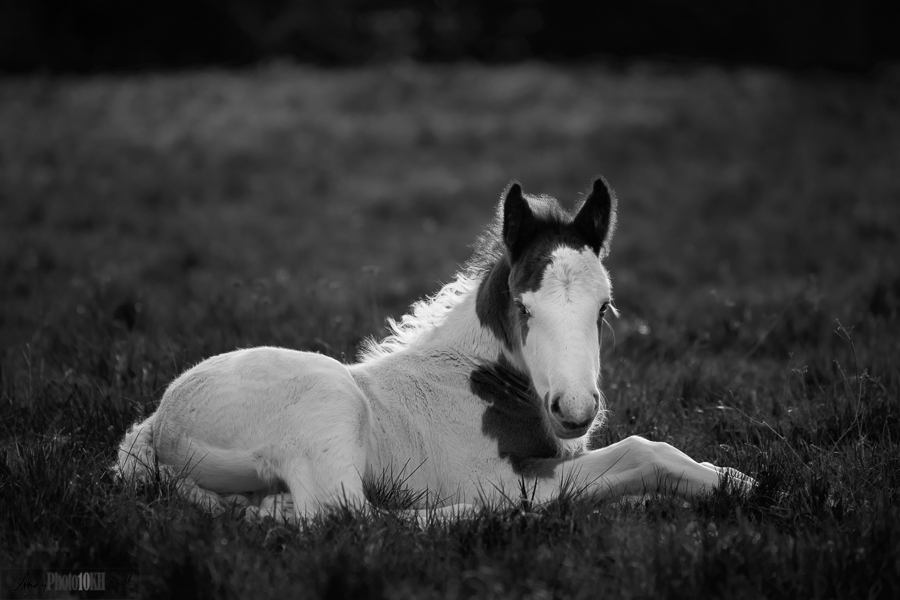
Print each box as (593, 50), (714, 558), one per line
(420, 266), (527, 374)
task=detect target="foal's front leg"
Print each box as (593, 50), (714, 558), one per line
(534, 435), (755, 501)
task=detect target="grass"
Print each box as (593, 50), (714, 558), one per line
(1, 61), (899, 599)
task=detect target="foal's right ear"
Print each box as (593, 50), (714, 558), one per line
(574, 176), (617, 257)
(502, 181), (538, 260)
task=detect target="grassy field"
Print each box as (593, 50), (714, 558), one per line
(1, 62), (899, 599)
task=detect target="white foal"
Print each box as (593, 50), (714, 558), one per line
(116, 177), (755, 522)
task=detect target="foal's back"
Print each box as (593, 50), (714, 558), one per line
(150, 347), (374, 504)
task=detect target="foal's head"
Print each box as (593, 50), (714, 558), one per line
(494, 177), (617, 440)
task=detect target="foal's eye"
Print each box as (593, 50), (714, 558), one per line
(599, 302), (610, 317)
(515, 301), (531, 317)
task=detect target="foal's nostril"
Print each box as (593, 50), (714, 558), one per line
(592, 391), (600, 411)
(550, 394), (563, 417)
(549, 393), (597, 433)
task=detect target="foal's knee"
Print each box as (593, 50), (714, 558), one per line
(622, 435), (662, 454)
(620, 436), (672, 476)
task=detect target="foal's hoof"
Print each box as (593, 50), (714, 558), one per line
(704, 463), (756, 495)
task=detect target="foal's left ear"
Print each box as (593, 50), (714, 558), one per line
(574, 175), (617, 256)
(502, 180), (539, 261)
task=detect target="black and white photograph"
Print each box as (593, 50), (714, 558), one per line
(1, 1), (898, 598)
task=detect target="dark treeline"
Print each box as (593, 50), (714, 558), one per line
(1, 0), (898, 73)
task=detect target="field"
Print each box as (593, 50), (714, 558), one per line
(1, 62), (899, 599)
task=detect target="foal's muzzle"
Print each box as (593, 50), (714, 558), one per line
(548, 391), (600, 439)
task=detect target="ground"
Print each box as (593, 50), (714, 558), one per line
(1, 62), (899, 599)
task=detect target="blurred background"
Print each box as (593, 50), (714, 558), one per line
(1, 6), (899, 594)
(1, 0), (898, 371)
(1, 0), (899, 73)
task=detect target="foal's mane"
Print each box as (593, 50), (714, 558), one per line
(358, 191), (578, 363)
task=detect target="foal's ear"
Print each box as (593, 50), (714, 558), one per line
(574, 175), (617, 256)
(502, 181), (538, 260)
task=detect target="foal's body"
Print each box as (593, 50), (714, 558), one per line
(118, 178), (753, 520)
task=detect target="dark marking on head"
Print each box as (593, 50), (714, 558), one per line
(511, 246), (553, 295)
(517, 303), (531, 344)
(475, 258), (515, 350)
(465, 176), (618, 278)
(472, 177), (618, 349)
(471, 358), (560, 474)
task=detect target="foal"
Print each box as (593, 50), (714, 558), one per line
(116, 177), (754, 520)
